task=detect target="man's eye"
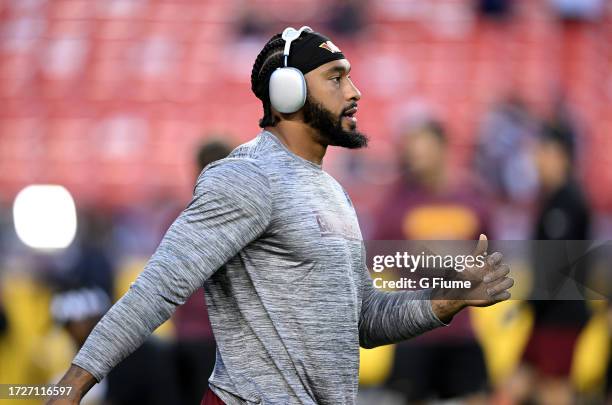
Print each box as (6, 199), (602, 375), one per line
(331, 76), (341, 83)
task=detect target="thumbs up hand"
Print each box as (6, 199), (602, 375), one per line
(430, 234), (513, 323)
(465, 234), (513, 306)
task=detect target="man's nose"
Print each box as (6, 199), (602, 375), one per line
(347, 81), (361, 101)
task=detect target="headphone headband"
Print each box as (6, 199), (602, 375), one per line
(281, 26), (312, 67)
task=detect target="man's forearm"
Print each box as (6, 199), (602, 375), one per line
(359, 289), (446, 348)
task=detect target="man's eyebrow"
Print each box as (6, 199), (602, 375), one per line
(324, 65), (351, 75)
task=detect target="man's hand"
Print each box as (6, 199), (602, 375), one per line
(460, 233), (514, 306)
(431, 234), (514, 323)
(45, 365), (97, 405)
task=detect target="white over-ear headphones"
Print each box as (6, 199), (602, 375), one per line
(269, 26), (313, 114)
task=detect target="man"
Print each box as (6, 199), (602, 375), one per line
(48, 28), (512, 405)
(374, 120), (491, 402)
(520, 119), (592, 404)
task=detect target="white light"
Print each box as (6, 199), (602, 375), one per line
(13, 185), (78, 250)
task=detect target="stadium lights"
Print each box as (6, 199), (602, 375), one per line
(13, 184), (77, 250)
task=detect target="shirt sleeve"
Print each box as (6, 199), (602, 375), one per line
(358, 263), (446, 349)
(72, 158), (272, 381)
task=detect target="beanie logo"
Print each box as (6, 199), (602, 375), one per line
(319, 41), (341, 53)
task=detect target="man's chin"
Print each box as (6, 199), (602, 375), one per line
(329, 130), (369, 149)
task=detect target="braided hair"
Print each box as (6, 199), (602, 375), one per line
(251, 33), (301, 128)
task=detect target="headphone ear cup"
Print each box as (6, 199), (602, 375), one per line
(268, 67), (307, 114)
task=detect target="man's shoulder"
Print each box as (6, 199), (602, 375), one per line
(191, 156), (273, 217)
(196, 156), (269, 195)
(198, 133), (271, 178)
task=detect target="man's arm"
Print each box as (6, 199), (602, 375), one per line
(46, 159), (272, 403)
(358, 276), (446, 349)
(358, 234), (513, 348)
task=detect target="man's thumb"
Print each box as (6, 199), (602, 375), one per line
(473, 234), (488, 257)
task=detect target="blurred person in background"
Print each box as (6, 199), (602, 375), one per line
(50, 286), (179, 405)
(235, 0), (270, 39)
(473, 96), (539, 239)
(374, 119), (491, 404)
(48, 27), (512, 405)
(53, 210), (115, 298)
(324, 0), (367, 38)
(0, 295), (6, 337)
(172, 139), (233, 405)
(517, 113), (593, 405)
(549, 0), (605, 21)
(476, 0), (513, 19)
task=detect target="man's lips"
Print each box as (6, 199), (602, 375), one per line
(343, 106), (358, 117)
(342, 106), (358, 123)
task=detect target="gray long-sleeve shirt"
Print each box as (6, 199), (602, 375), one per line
(73, 131), (445, 405)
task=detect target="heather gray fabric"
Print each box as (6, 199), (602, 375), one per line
(72, 131), (445, 405)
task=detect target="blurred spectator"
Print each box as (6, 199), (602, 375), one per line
(235, 0), (270, 38)
(196, 140), (234, 176)
(475, 96), (538, 205)
(172, 138), (233, 405)
(0, 300), (6, 336)
(474, 96), (539, 239)
(374, 120), (490, 403)
(51, 287), (112, 351)
(476, 0), (513, 19)
(72, 210), (115, 296)
(51, 287), (179, 405)
(520, 114), (593, 404)
(43, 209), (115, 299)
(549, 0), (605, 21)
(324, 0), (367, 37)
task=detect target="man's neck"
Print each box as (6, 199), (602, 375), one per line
(265, 122), (327, 165)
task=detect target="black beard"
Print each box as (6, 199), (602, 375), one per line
(302, 96), (368, 149)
